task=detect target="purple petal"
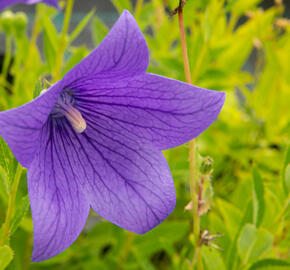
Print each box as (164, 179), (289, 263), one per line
(0, 81), (63, 167)
(73, 73), (225, 150)
(63, 10), (149, 87)
(28, 119), (90, 262)
(0, 0), (59, 10)
(61, 121), (176, 234)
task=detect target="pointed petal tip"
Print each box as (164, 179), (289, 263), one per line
(129, 193), (176, 235)
(121, 9), (132, 15)
(31, 250), (49, 263)
(31, 251), (57, 263)
(214, 90), (226, 115)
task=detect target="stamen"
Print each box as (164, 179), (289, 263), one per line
(50, 90), (86, 133)
(63, 104), (87, 133)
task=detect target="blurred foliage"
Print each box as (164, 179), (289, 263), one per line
(0, 0), (289, 269)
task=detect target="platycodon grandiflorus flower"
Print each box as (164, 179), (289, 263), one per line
(0, 10), (225, 262)
(0, 0), (59, 10)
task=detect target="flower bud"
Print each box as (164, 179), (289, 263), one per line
(0, 11), (14, 35)
(14, 12), (28, 37)
(200, 156), (213, 175)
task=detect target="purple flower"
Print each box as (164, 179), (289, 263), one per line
(0, 0), (59, 10)
(0, 11), (225, 261)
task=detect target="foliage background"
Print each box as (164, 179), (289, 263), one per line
(0, 0), (289, 269)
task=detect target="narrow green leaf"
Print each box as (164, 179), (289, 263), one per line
(285, 165), (290, 194)
(252, 166), (265, 227)
(0, 137), (12, 175)
(231, 0), (262, 16)
(43, 30), (57, 73)
(61, 46), (89, 77)
(10, 195), (30, 235)
(33, 79), (42, 98)
(40, 12), (59, 52)
(248, 258), (290, 270)
(67, 9), (95, 45)
(110, 0), (133, 13)
(0, 245), (13, 270)
(0, 166), (9, 202)
(92, 16), (109, 46)
(282, 146), (290, 195)
(0, 137), (14, 190)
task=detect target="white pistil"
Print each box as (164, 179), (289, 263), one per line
(64, 106), (87, 133)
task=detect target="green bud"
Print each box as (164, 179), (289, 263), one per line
(0, 11), (14, 35)
(200, 156), (213, 175)
(14, 12), (28, 37)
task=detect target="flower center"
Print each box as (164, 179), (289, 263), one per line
(51, 90), (87, 133)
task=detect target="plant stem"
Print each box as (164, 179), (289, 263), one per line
(135, 0), (144, 20)
(178, 8), (191, 84)
(177, 2), (202, 269)
(0, 163), (23, 246)
(53, 0), (74, 82)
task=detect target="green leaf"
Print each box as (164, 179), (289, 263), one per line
(43, 30), (57, 73)
(40, 11), (59, 52)
(202, 246), (226, 270)
(216, 198), (242, 238)
(285, 165), (290, 195)
(0, 137), (15, 191)
(230, 0), (263, 16)
(61, 46), (89, 77)
(0, 245), (13, 270)
(10, 195), (30, 235)
(248, 258), (290, 270)
(110, 0), (133, 13)
(92, 16), (109, 46)
(0, 138), (12, 176)
(227, 201), (252, 269)
(238, 224), (256, 264)
(252, 166), (265, 227)
(134, 221), (189, 258)
(33, 79), (42, 98)
(238, 224), (273, 265)
(0, 166), (9, 202)
(67, 9), (95, 45)
(282, 146), (290, 195)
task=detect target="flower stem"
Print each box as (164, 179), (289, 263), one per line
(53, 0), (74, 82)
(0, 163), (23, 246)
(177, 2), (202, 269)
(135, 0), (144, 20)
(178, 8), (191, 84)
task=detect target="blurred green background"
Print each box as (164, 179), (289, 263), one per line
(0, 0), (289, 269)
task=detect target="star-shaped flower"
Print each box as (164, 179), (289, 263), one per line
(0, 0), (59, 11)
(0, 11), (225, 262)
